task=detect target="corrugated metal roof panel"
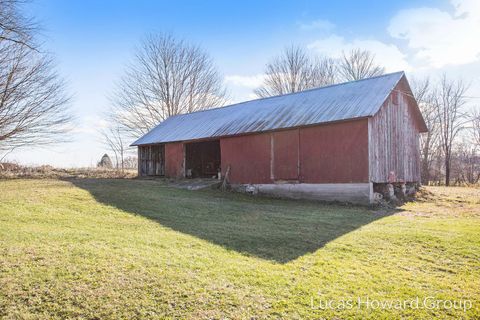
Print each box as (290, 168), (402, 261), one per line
(132, 71), (405, 145)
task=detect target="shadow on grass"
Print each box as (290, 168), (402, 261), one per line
(68, 178), (391, 263)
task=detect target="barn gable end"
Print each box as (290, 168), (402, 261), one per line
(368, 76), (425, 183)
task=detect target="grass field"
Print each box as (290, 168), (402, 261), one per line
(0, 179), (479, 319)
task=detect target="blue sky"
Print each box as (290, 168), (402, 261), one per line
(8, 0), (480, 167)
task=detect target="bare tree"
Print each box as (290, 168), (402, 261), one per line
(254, 45), (337, 98)
(434, 75), (469, 186)
(100, 126), (127, 171)
(123, 156), (138, 170)
(0, 0), (36, 50)
(471, 107), (480, 148)
(450, 141), (480, 185)
(110, 33), (227, 138)
(0, 0), (72, 153)
(338, 48), (385, 81)
(411, 77), (439, 184)
(455, 107), (480, 185)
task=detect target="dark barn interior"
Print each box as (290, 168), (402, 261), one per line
(185, 140), (221, 178)
(139, 144), (165, 176)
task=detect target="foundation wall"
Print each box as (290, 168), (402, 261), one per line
(235, 183), (372, 205)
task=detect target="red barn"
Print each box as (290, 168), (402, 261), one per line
(132, 72), (427, 204)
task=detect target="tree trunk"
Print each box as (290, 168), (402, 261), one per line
(121, 150), (124, 172)
(421, 154), (430, 185)
(445, 156), (450, 186)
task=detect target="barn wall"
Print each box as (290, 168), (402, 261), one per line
(272, 129), (300, 181)
(165, 142), (184, 178)
(220, 133), (272, 184)
(299, 120), (369, 183)
(220, 118), (369, 184)
(369, 80), (421, 183)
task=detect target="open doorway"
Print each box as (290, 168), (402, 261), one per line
(185, 140), (221, 178)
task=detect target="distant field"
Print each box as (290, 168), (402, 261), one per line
(0, 179), (479, 319)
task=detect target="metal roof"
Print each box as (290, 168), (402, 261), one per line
(132, 71), (408, 146)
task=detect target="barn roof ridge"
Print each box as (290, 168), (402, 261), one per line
(132, 71), (408, 146)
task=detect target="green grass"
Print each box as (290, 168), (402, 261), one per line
(0, 179), (479, 319)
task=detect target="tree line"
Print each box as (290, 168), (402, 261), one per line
(0, 1), (478, 185)
(413, 76), (480, 185)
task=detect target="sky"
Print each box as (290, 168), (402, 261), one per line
(6, 0), (480, 167)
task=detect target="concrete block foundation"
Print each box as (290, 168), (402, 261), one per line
(233, 183), (372, 205)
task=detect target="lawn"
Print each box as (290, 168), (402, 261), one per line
(0, 179), (479, 319)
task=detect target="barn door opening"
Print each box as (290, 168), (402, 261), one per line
(185, 140), (221, 178)
(139, 144), (165, 176)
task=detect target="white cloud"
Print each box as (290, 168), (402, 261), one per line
(388, 0), (480, 68)
(298, 19), (335, 31)
(308, 35), (411, 72)
(225, 74), (265, 88)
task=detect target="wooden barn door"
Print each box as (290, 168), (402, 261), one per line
(153, 144), (165, 176)
(272, 129), (300, 181)
(139, 145), (164, 176)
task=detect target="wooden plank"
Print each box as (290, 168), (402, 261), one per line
(369, 82), (422, 183)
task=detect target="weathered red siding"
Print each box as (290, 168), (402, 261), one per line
(220, 133), (272, 184)
(273, 129), (299, 180)
(165, 142), (184, 178)
(220, 119), (369, 184)
(299, 119), (369, 183)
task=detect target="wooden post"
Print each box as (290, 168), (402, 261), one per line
(137, 147), (141, 177)
(221, 165), (231, 190)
